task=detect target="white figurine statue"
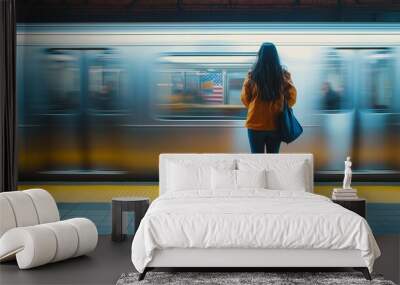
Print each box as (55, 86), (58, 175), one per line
(343, 156), (352, 189)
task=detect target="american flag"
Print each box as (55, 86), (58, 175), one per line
(200, 72), (224, 104)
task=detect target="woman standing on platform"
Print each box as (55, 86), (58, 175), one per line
(241, 42), (297, 153)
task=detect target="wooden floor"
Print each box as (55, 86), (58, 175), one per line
(1, 235), (399, 285)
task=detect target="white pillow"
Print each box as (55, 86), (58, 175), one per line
(266, 163), (307, 192)
(211, 168), (236, 190)
(167, 160), (235, 192)
(237, 169), (267, 189)
(211, 168), (267, 191)
(238, 159), (308, 192)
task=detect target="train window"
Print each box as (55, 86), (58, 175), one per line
(88, 51), (126, 112)
(227, 71), (247, 105)
(154, 54), (253, 120)
(155, 69), (248, 119)
(45, 51), (81, 113)
(363, 50), (394, 110)
(88, 67), (124, 111)
(319, 50), (349, 111)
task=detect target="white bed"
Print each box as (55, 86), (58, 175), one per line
(131, 154), (380, 280)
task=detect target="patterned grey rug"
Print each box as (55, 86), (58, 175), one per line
(116, 271), (396, 285)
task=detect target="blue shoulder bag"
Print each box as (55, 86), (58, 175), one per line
(279, 95), (303, 143)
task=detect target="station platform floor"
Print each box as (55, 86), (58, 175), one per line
(55, 201), (400, 236)
(18, 183), (400, 235)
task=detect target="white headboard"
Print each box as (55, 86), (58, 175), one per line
(159, 153), (314, 195)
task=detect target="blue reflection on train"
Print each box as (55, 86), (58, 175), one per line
(16, 23), (400, 181)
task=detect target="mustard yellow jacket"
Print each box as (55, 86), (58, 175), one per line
(241, 70), (297, 131)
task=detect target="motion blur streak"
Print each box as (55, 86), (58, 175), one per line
(16, 23), (400, 182)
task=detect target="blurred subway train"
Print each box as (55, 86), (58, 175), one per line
(16, 23), (400, 181)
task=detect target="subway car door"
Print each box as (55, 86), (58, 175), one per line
(42, 48), (126, 179)
(356, 48), (398, 174)
(85, 49), (128, 179)
(319, 49), (355, 171)
(324, 48), (398, 175)
(41, 49), (84, 176)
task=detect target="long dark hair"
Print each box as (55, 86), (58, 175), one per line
(251, 43), (284, 102)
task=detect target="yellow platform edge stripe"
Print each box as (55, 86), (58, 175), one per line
(18, 184), (400, 203)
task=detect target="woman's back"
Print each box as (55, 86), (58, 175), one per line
(241, 69), (297, 131)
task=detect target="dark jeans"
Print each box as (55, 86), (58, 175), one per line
(247, 129), (281, 154)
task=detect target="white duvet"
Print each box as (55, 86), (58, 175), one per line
(131, 190), (380, 273)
